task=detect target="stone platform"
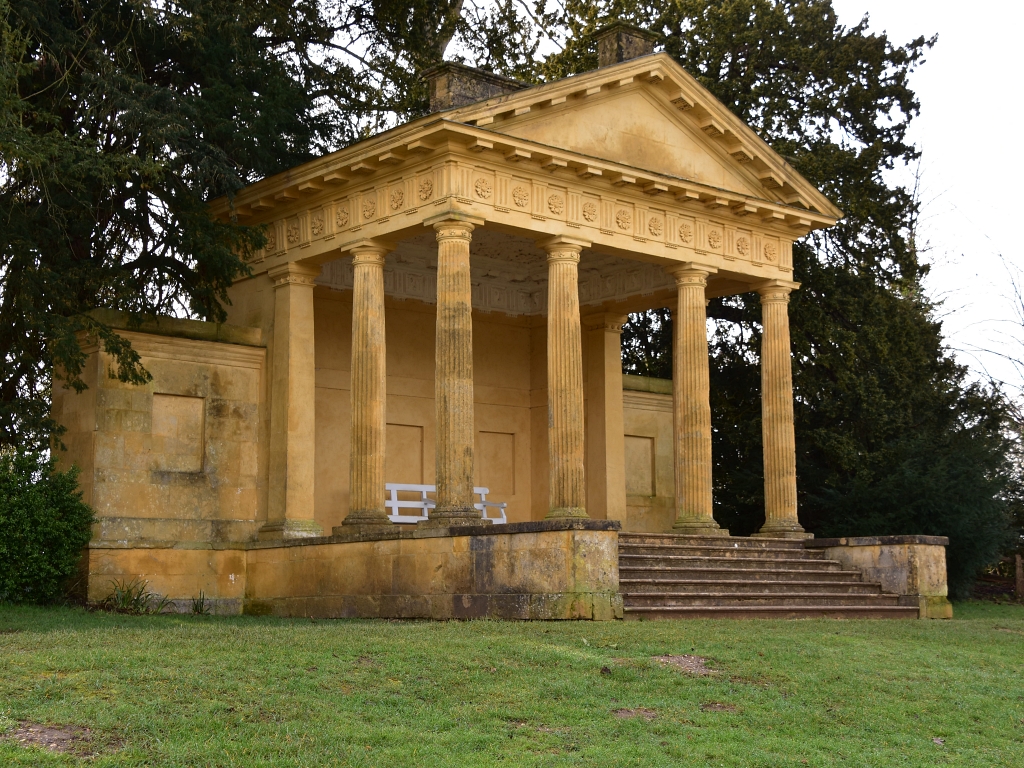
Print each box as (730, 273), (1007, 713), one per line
(84, 519), (622, 620)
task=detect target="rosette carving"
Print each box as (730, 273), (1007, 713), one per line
(310, 211), (324, 236)
(474, 178), (492, 199)
(648, 217), (663, 237)
(582, 202), (598, 222)
(362, 198), (376, 219)
(547, 194), (564, 215)
(615, 209), (632, 230)
(511, 185), (529, 207)
(418, 178), (433, 201)
(390, 189), (404, 210)
(678, 222), (694, 243)
(708, 229), (722, 249)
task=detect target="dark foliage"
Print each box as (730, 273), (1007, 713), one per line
(0, 450), (94, 603)
(563, 1), (1017, 595)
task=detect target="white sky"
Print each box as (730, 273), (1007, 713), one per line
(831, 1), (1024, 396)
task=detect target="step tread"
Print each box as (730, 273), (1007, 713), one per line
(623, 605), (919, 619)
(619, 579), (882, 588)
(619, 555), (841, 566)
(618, 566), (859, 575)
(622, 592), (898, 600)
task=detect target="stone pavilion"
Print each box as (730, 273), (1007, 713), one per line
(55, 26), (951, 619)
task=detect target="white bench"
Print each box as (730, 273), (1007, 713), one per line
(384, 483), (507, 524)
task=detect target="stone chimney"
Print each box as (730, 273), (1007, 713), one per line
(594, 22), (659, 68)
(422, 62), (527, 112)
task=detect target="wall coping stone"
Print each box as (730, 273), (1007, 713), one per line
(88, 308), (263, 347)
(252, 518), (621, 549)
(622, 374), (672, 394)
(805, 535), (949, 548)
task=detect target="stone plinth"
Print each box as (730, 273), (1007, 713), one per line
(85, 521), (623, 620)
(805, 536), (953, 619)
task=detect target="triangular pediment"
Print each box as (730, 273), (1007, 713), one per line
(493, 87), (767, 199)
(448, 53), (841, 218)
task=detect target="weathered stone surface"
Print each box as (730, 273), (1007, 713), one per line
(805, 536), (952, 619)
(89, 522), (620, 620)
(422, 62), (526, 112)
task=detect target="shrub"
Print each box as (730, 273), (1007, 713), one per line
(0, 449), (94, 604)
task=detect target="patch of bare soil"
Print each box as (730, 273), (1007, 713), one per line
(612, 707), (658, 721)
(700, 702), (738, 713)
(4, 721), (95, 756)
(653, 654), (717, 676)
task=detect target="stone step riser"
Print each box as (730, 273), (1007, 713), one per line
(618, 568), (862, 582)
(620, 556), (843, 571)
(619, 546), (827, 560)
(620, 581), (882, 595)
(622, 594), (901, 608)
(623, 607), (919, 620)
(619, 535), (807, 551)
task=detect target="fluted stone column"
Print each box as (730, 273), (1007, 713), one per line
(262, 261), (322, 539)
(669, 264), (726, 536)
(584, 313), (628, 522)
(429, 219), (478, 526)
(342, 242), (391, 528)
(543, 237), (589, 519)
(754, 280), (810, 539)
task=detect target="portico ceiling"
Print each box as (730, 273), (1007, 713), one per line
(317, 228), (677, 317)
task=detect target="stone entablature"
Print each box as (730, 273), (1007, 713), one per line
(232, 139), (801, 290)
(211, 53), (840, 303)
(315, 231), (677, 316)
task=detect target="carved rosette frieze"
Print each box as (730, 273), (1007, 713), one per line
(244, 157), (801, 281)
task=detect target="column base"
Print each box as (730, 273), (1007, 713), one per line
(671, 517), (729, 536)
(752, 522), (813, 540)
(546, 507), (588, 520)
(340, 509), (393, 529)
(258, 520), (323, 541)
(421, 507), (479, 528)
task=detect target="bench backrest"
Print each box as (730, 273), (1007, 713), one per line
(384, 483), (506, 524)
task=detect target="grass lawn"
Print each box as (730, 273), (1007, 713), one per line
(0, 602), (1022, 766)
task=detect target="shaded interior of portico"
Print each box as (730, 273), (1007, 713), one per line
(307, 225), (675, 532)
(303, 224), (756, 534)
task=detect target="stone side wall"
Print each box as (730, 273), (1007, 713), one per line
(806, 536), (953, 619)
(53, 322), (266, 548)
(246, 522), (621, 620)
(85, 521), (622, 620)
(621, 376), (676, 532)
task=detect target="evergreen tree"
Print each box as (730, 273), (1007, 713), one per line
(545, 0), (1015, 595)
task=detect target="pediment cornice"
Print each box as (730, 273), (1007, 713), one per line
(212, 118), (835, 234)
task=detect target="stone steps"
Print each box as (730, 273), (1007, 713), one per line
(618, 534), (917, 620)
(620, 546), (828, 561)
(620, 579), (884, 594)
(619, 567), (864, 582)
(620, 554), (844, 570)
(623, 605), (920, 620)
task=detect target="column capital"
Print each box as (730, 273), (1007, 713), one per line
(268, 261), (321, 287)
(424, 212), (485, 233)
(537, 234), (592, 255)
(754, 278), (801, 302)
(666, 262), (718, 286)
(345, 238), (393, 263)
